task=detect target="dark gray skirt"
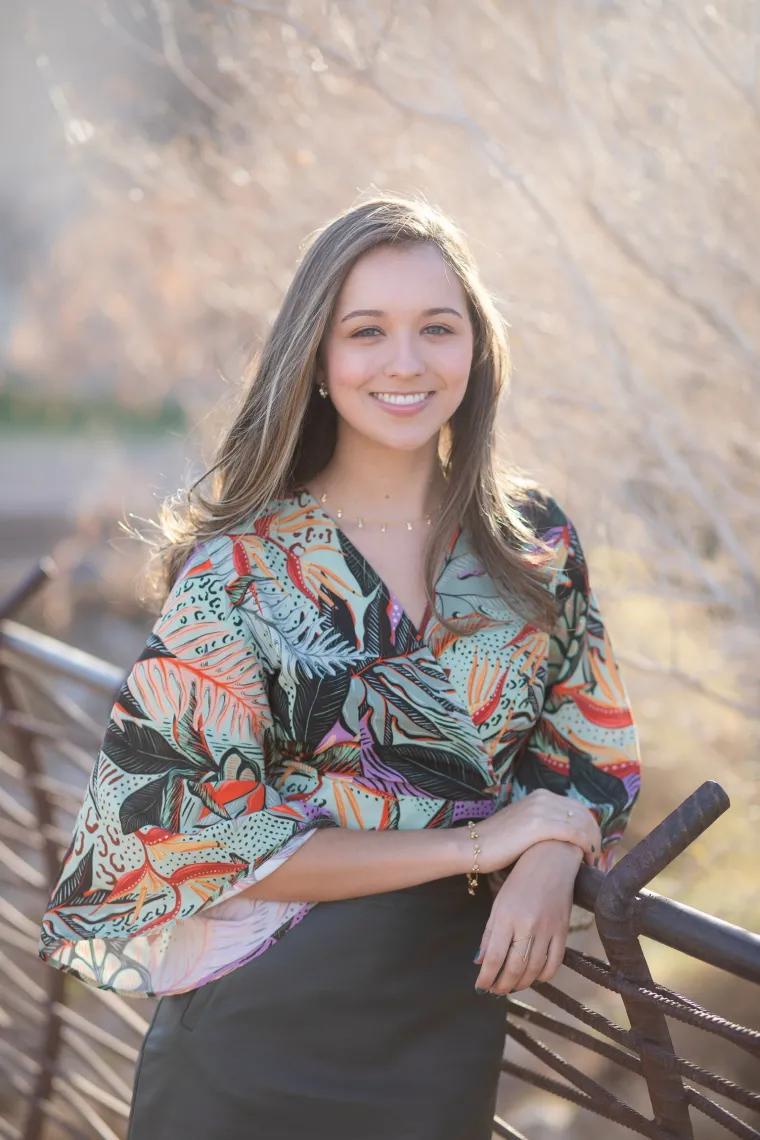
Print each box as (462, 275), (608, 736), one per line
(127, 875), (507, 1140)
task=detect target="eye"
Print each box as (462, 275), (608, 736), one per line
(423, 324), (453, 336)
(350, 326), (383, 338)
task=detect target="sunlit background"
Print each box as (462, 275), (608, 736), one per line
(1, 2), (758, 1136)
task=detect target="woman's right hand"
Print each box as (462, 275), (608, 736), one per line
(474, 790), (602, 873)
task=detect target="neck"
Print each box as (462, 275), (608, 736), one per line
(316, 432), (446, 518)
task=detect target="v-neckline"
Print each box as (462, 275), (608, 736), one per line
(295, 487), (458, 645)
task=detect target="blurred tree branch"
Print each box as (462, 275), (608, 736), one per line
(586, 198), (760, 385)
(150, 0), (239, 120)
(618, 652), (760, 720)
(93, 0), (166, 68)
(678, 1), (760, 123)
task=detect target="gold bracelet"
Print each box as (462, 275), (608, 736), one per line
(465, 820), (481, 895)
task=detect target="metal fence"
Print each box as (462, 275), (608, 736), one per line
(1, 563), (759, 1140)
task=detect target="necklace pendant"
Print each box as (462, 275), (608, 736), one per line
(314, 486), (440, 532)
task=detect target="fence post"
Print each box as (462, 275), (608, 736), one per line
(595, 781), (731, 1138)
(0, 562), (64, 1140)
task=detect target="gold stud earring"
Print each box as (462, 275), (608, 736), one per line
(318, 382), (328, 399)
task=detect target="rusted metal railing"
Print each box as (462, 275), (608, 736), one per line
(495, 783), (760, 1140)
(1, 561), (759, 1140)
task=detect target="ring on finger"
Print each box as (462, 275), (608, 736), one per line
(509, 933), (535, 962)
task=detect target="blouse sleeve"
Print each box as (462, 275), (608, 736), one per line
(510, 502), (641, 869)
(38, 542), (336, 998)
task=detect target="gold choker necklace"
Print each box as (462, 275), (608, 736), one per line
(318, 490), (442, 533)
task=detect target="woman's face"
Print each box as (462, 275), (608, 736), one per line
(320, 243), (474, 452)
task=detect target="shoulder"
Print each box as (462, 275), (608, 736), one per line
(172, 533), (239, 591)
(159, 526), (283, 668)
(175, 493), (299, 590)
(514, 486), (589, 589)
(514, 485), (572, 542)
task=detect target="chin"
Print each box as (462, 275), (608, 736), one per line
(365, 427), (442, 452)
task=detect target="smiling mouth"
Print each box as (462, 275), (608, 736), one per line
(371, 392), (433, 406)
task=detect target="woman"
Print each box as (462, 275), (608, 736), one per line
(39, 197), (641, 1140)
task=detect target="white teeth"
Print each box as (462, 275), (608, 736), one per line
(372, 392), (431, 406)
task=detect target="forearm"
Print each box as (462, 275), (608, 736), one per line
(240, 825), (472, 903)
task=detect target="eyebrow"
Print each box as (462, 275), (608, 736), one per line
(338, 306), (464, 323)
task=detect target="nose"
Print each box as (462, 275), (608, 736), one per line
(382, 334), (425, 380)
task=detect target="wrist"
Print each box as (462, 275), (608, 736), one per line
(519, 839), (582, 871)
(447, 823), (478, 877)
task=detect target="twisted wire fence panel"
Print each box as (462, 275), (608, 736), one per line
(1, 564), (759, 1140)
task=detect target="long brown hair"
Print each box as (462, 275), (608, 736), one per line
(153, 195), (555, 629)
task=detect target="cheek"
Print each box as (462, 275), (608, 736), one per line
(440, 340), (474, 387)
(323, 342), (370, 390)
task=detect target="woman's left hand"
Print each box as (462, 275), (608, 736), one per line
(473, 839), (582, 995)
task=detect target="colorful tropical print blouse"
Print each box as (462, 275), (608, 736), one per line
(38, 488), (641, 998)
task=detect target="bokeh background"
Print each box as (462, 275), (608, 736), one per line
(1, 1), (758, 1136)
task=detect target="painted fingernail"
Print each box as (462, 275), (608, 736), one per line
(591, 844), (596, 852)
(475, 987), (486, 994)
(594, 857), (599, 867)
(473, 953), (481, 963)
